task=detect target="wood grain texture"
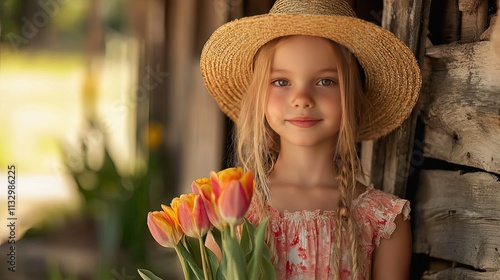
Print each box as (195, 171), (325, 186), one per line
(413, 170), (500, 271)
(421, 41), (500, 174)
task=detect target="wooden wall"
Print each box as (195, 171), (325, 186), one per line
(411, 0), (500, 279)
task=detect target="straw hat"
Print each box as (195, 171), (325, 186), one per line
(200, 0), (422, 141)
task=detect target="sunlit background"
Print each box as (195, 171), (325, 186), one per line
(0, 0), (240, 279)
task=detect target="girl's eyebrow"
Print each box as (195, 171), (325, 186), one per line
(270, 68), (338, 73)
(270, 68), (290, 73)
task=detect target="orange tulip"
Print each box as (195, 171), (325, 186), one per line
(147, 206), (183, 248)
(210, 167), (254, 226)
(173, 193), (211, 238)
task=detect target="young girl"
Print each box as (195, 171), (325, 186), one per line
(200, 0), (421, 279)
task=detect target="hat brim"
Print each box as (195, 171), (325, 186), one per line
(200, 14), (422, 141)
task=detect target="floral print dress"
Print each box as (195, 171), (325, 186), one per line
(246, 186), (410, 280)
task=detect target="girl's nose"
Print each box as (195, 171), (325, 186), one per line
(291, 87), (315, 108)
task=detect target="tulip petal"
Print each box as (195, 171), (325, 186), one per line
(240, 170), (254, 199)
(161, 204), (178, 223)
(191, 181), (200, 195)
(177, 196), (197, 237)
(210, 171), (222, 199)
(218, 180), (251, 225)
(193, 195), (210, 236)
(147, 211), (182, 248)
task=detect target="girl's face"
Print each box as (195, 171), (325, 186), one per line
(265, 35), (343, 149)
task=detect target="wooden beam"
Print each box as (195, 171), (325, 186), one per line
(413, 170), (500, 271)
(360, 0), (428, 197)
(421, 42), (500, 174)
(421, 267), (500, 280)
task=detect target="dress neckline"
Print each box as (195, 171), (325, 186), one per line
(266, 185), (374, 218)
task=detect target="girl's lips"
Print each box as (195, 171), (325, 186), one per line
(287, 118), (321, 128)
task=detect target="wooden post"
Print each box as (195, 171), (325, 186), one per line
(165, 0), (226, 193)
(360, 0), (429, 197)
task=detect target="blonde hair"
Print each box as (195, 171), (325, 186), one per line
(235, 36), (369, 279)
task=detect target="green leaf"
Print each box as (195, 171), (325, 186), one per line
(261, 257), (276, 280)
(247, 218), (268, 280)
(211, 227), (223, 250)
(244, 218), (256, 236)
(206, 245), (220, 279)
(261, 240), (272, 261)
(177, 242), (205, 280)
(185, 236), (203, 267)
(222, 226), (247, 280)
(216, 251), (227, 280)
(239, 221), (252, 256)
(137, 269), (163, 280)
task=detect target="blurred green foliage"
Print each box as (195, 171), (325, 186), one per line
(0, 0), (129, 50)
(64, 120), (150, 279)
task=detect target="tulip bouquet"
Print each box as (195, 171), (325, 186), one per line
(138, 167), (275, 280)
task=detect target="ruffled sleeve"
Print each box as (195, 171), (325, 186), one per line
(353, 187), (411, 247)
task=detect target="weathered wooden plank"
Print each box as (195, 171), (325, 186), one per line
(421, 41), (500, 174)
(382, 0), (423, 51)
(413, 170), (500, 270)
(422, 267), (500, 280)
(360, 0), (427, 197)
(459, 0), (489, 42)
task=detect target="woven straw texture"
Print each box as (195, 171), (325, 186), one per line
(200, 0), (422, 141)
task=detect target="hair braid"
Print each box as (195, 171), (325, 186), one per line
(347, 213), (360, 279)
(334, 153), (360, 279)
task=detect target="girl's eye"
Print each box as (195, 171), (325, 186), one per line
(317, 79), (335, 86)
(272, 79), (290, 87)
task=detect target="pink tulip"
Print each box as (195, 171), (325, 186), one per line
(173, 193), (211, 238)
(147, 206), (183, 248)
(210, 167), (254, 226)
(192, 178), (226, 230)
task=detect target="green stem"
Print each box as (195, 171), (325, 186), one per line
(229, 224), (237, 279)
(230, 224), (236, 240)
(198, 237), (211, 280)
(174, 245), (190, 280)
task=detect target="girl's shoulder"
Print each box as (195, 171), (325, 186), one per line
(353, 184), (411, 246)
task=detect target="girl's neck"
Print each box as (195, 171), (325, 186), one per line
(271, 143), (338, 188)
